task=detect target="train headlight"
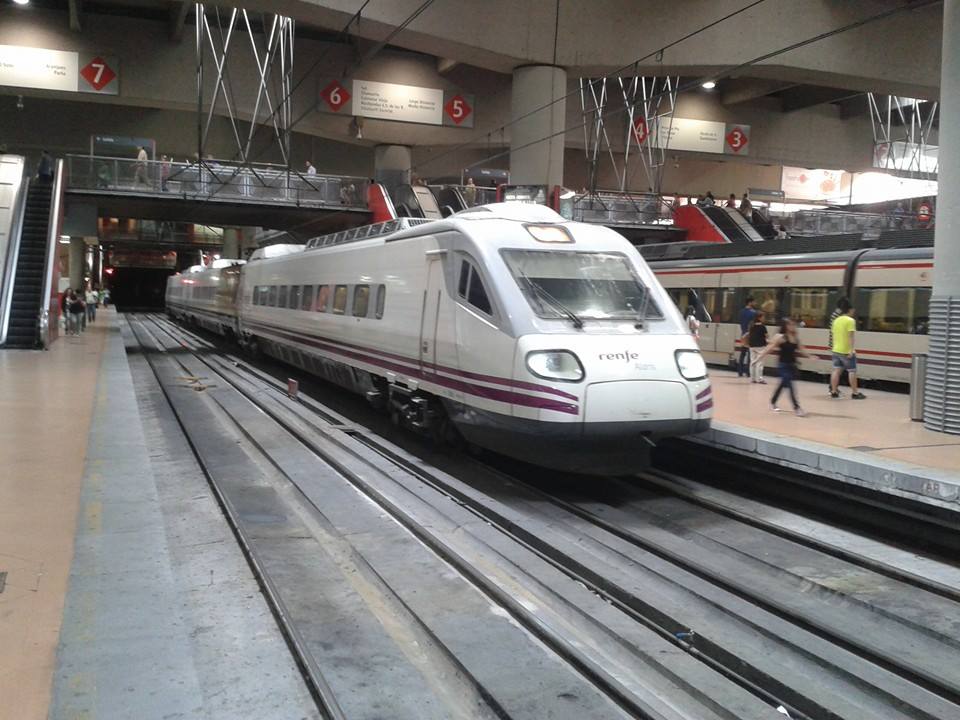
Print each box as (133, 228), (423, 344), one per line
(526, 350), (584, 382)
(675, 350), (707, 380)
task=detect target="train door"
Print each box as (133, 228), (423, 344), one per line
(419, 257), (444, 373)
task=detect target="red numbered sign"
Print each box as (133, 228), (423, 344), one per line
(632, 117), (649, 145)
(444, 95), (472, 125)
(725, 125), (749, 153)
(79, 56), (116, 92)
(320, 80), (350, 112)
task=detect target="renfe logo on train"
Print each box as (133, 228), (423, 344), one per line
(600, 351), (641, 362)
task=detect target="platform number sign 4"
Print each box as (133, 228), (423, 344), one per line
(444, 95), (472, 125)
(725, 125), (749, 153)
(632, 117), (649, 145)
(321, 80), (351, 112)
(79, 56), (116, 92)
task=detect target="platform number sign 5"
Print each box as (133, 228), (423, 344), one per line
(444, 95), (472, 125)
(725, 125), (749, 154)
(320, 80), (351, 112)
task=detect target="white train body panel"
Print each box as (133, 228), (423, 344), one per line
(653, 248), (933, 383)
(166, 259), (244, 335)
(168, 205), (711, 473)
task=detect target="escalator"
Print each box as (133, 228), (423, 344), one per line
(392, 184), (444, 219)
(701, 205), (764, 243)
(5, 182), (53, 347)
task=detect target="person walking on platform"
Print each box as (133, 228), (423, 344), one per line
(68, 291), (85, 336)
(739, 192), (752, 218)
(726, 193), (738, 208)
(745, 312), (768, 383)
(135, 146), (149, 187)
(464, 177), (478, 207)
(60, 288), (71, 333)
(701, 191), (716, 207)
(737, 296), (756, 377)
(754, 317), (809, 416)
(305, 160), (317, 176)
(85, 287), (98, 323)
(830, 298), (866, 399)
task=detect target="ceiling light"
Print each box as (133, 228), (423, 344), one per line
(12, 0), (30, 6)
(701, 81), (716, 90)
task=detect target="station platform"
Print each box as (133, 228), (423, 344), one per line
(0, 309), (316, 720)
(699, 369), (960, 511)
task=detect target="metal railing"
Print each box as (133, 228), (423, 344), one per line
(569, 191), (669, 226)
(39, 159), (65, 348)
(0, 156), (29, 346)
(65, 154), (370, 209)
(780, 209), (926, 237)
(428, 184), (499, 209)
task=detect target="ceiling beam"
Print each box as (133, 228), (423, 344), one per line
(720, 79), (796, 106)
(68, 0), (82, 32)
(781, 86), (863, 113)
(437, 57), (459, 74)
(169, 1), (191, 43)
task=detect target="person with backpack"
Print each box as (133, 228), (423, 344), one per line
(68, 291), (85, 335)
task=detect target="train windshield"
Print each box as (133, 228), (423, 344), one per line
(501, 250), (661, 321)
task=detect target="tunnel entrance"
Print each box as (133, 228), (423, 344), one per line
(107, 267), (173, 311)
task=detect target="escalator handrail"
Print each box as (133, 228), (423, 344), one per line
(0, 157), (30, 346)
(39, 159), (66, 348)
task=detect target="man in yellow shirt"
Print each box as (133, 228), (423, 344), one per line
(830, 298), (866, 399)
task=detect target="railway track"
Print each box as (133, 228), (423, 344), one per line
(126, 312), (960, 720)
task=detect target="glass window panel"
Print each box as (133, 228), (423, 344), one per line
(316, 285), (330, 312)
(353, 285), (370, 317)
(744, 288), (780, 323)
(458, 261), (469, 297)
(787, 287), (838, 328)
(333, 285), (348, 314)
(375, 284), (386, 319)
(278, 285), (289, 308)
(854, 287), (931, 334)
(301, 285), (313, 310)
(289, 285), (302, 310)
(700, 287), (738, 323)
(268, 285), (278, 307)
(467, 270), (492, 314)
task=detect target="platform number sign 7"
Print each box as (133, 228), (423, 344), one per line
(79, 56), (117, 93)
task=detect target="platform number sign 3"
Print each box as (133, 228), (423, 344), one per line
(321, 80), (351, 112)
(444, 95), (472, 125)
(79, 56), (116, 92)
(725, 125), (749, 153)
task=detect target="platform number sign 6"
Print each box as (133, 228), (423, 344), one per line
(320, 80), (351, 112)
(725, 125), (749, 154)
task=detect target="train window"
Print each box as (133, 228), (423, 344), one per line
(316, 285), (330, 312)
(700, 288), (737, 323)
(353, 285), (370, 317)
(301, 285), (313, 310)
(252, 286), (260, 305)
(458, 261), (470, 296)
(667, 288), (691, 314)
(278, 285), (289, 308)
(375, 284), (386, 319)
(268, 285), (278, 307)
(256, 285), (270, 306)
(467, 271), (492, 315)
(743, 288), (780, 323)
(787, 287), (838, 328)
(290, 285), (302, 310)
(855, 287), (931, 334)
(333, 285), (348, 315)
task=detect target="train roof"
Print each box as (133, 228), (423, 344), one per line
(638, 228), (933, 263)
(649, 244), (932, 271)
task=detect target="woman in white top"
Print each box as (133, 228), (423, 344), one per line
(85, 289), (99, 323)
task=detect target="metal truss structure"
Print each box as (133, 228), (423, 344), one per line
(867, 93), (939, 177)
(578, 74), (678, 194)
(195, 5), (295, 167)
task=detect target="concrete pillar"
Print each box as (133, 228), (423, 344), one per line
(221, 227), (240, 259)
(924, 0), (960, 433)
(374, 145), (412, 196)
(69, 237), (85, 290)
(509, 65), (566, 187)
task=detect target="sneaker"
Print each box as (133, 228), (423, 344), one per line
(758, 379), (768, 384)
(851, 392), (867, 400)
(829, 391), (840, 398)
(795, 408), (807, 417)
(770, 404), (781, 412)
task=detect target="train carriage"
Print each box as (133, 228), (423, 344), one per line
(651, 246), (933, 383)
(166, 258), (245, 337)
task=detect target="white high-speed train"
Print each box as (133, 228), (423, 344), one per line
(167, 203), (712, 473)
(650, 245), (933, 383)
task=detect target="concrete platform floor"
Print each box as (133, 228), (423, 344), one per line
(709, 369), (960, 473)
(0, 315), (109, 720)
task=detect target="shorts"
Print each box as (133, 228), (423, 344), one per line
(832, 353), (857, 371)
